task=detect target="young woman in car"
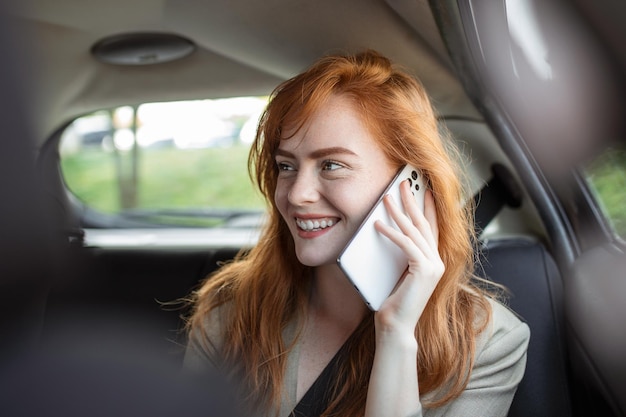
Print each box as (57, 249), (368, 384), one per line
(183, 50), (529, 417)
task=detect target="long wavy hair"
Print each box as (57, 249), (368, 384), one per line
(186, 50), (492, 416)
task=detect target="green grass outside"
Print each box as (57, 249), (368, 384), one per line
(586, 148), (626, 239)
(61, 144), (266, 219)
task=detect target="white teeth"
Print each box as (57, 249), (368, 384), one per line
(296, 218), (335, 231)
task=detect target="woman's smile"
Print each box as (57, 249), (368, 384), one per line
(295, 217), (337, 232)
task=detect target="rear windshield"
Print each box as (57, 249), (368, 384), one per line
(59, 97), (268, 227)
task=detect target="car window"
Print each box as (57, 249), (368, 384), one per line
(59, 97), (268, 227)
(583, 147), (626, 240)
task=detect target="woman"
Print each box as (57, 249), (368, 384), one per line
(184, 50), (529, 417)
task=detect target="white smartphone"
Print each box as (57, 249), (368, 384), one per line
(336, 165), (426, 311)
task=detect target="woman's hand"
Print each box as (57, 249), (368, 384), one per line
(365, 180), (442, 417)
(373, 180), (445, 335)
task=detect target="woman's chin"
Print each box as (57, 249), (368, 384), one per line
(295, 252), (338, 268)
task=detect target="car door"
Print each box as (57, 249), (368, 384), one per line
(429, 1), (626, 416)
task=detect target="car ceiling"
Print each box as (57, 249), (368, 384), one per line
(8, 0), (482, 144)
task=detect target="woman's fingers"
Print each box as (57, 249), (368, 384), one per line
(373, 183), (445, 323)
(420, 189), (439, 250)
(375, 181), (437, 260)
(399, 180), (438, 249)
(373, 188), (443, 280)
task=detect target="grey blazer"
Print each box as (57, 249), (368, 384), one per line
(184, 298), (530, 417)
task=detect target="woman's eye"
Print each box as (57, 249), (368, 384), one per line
(322, 160), (343, 171)
(276, 161), (294, 171)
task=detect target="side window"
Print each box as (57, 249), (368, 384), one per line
(584, 147), (626, 240)
(59, 97), (268, 227)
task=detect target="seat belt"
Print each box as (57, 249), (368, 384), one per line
(473, 163), (523, 234)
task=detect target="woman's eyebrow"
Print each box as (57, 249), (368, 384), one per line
(274, 147), (357, 159)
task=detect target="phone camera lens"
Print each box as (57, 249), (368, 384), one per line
(415, 184), (420, 191)
(411, 170), (418, 180)
(407, 178), (413, 187)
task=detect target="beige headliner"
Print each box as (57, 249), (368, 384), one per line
(8, 0), (481, 144)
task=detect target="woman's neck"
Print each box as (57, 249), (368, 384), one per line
(309, 263), (369, 330)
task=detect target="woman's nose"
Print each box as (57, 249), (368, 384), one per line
(287, 170), (320, 206)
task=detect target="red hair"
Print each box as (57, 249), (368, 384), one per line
(187, 50), (491, 416)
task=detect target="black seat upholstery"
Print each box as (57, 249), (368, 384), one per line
(476, 238), (572, 417)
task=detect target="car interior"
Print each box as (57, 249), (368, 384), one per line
(2, 1), (625, 416)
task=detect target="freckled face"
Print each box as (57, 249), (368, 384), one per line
(274, 95), (397, 267)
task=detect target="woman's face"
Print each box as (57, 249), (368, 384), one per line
(274, 94), (397, 267)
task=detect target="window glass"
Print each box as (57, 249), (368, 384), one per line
(584, 147), (626, 239)
(59, 97), (268, 227)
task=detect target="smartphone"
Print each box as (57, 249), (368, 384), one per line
(336, 165), (426, 311)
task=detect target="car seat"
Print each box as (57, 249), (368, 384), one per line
(476, 238), (572, 417)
